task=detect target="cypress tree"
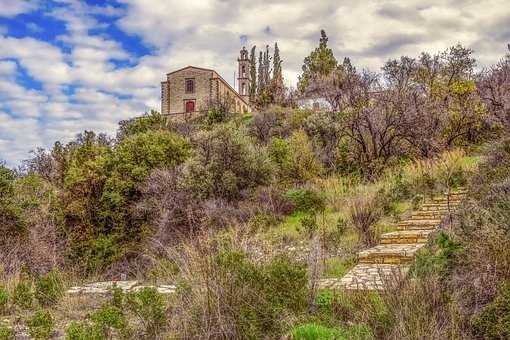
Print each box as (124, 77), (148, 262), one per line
(257, 51), (264, 94)
(249, 46), (257, 102)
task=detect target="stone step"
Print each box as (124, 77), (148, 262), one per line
(420, 204), (456, 212)
(412, 211), (447, 219)
(431, 197), (463, 203)
(380, 230), (433, 244)
(318, 264), (410, 290)
(397, 219), (440, 230)
(358, 243), (426, 264)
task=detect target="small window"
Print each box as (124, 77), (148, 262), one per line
(241, 83), (246, 95)
(241, 65), (246, 77)
(185, 79), (194, 93)
(185, 100), (195, 113)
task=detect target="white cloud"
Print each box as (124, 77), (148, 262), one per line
(0, 0), (38, 18)
(1, 0), (510, 166)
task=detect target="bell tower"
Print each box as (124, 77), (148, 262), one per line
(237, 46), (250, 103)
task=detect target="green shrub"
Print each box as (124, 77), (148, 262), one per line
(269, 130), (323, 183)
(126, 288), (166, 337)
(286, 189), (326, 214)
(91, 304), (129, 338)
(110, 285), (125, 309)
(65, 321), (103, 340)
(0, 324), (14, 340)
(0, 287), (8, 314)
(291, 323), (373, 340)
(183, 123), (271, 201)
(27, 310), (54, 339)
(248, 212), (280, 232)
(471, 281), (510, 339)
(291, 323), (344, 340)
(299, 214), (318, 237)
(411, 232), (462, 278)
(35, 270), (64, 306)
(12, 281), (33, 309)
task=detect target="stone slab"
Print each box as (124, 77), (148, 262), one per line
(380, 230), (433, 244)
(358, 243), (426, 264)
(318, 264), (410, 290)
(67, 281), (138, 294)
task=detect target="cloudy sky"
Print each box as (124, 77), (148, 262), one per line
(0, 0), (509, 166)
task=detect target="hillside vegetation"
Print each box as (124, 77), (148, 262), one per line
(1, 33), (510, 339)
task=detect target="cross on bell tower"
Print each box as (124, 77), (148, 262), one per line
(237, 46), (250, 103)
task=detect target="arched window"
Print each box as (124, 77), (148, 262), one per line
(241, 65), (246, 77)
(241, 83), (246, 95)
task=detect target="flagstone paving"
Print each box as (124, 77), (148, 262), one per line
(318, 189), (466, 290)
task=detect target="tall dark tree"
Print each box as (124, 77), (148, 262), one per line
(298, 30), (338, 92)
(263, 45), (272, 86)
(273, 42), (282, 82)
(257, 51), (264, 95)
(249, 46), (257, 102)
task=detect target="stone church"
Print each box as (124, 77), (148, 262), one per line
(161, 47), (251, 115)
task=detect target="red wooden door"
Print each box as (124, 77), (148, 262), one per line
(185, 101), (195, 113)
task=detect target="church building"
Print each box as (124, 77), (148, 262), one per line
(161, 47), (251, 115)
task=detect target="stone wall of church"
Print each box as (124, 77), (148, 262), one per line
(166, 68), (213, 114)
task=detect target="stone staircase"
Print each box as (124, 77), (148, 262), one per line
(319, 189), (467, 291)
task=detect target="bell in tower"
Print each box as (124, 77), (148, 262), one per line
(237, 46), (250, 103)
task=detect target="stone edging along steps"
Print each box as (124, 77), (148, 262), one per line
(318, 189), (467, 291)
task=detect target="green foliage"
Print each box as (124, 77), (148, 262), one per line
(117, 110), (168, 140)
(12, 281), (33, 309)
(206, 250), (308, 339)
(81, 235), (122, 274)
(286, 189), (325, 214)
(62, 129), (190, 273)
(183, 122), (271, 201)
(299, 214), (318, 236)
(0, 287), (8, 314)
(291, 323), (345, 340)
(126, 288), (166, 337)
(91, 304), (130, 338)
(0, 164), (25, 238)
(411, 232), (462, 278)
(298, 30), (338, 91)
(0, 324), (14, 340)
(27, 310), (54, 340)
(35, 270), (64, 307)
(471, 281), (510, 339)
(290, 323), (373, 340)
(269, 130), (323, 183)
(65, 321), (104, 340)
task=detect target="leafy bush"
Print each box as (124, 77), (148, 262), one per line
(268, 130), (323, 183)
(471, 281), (510, 339)
(0, 324), (14, 340)
(91, 304), (130, 338)
(286, 189), (326, 214)
(291, 322), (373, 340)
(126, 288), (166, 337)
(12, 281), (33, 309)
(171, 244), (308, 339)
(411, 232), (462, 278)
(27, 310), (54, 339)
(65, 321), (103, 340)
(0, 287), (8, 314)
(291, 323), (344, 339)
(183, 122), (271, 201)
(35, 270), (64, 306)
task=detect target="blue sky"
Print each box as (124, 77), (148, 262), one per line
(0, 0), (509, 166)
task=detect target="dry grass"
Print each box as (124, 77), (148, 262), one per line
(347, 191), (382, 247)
